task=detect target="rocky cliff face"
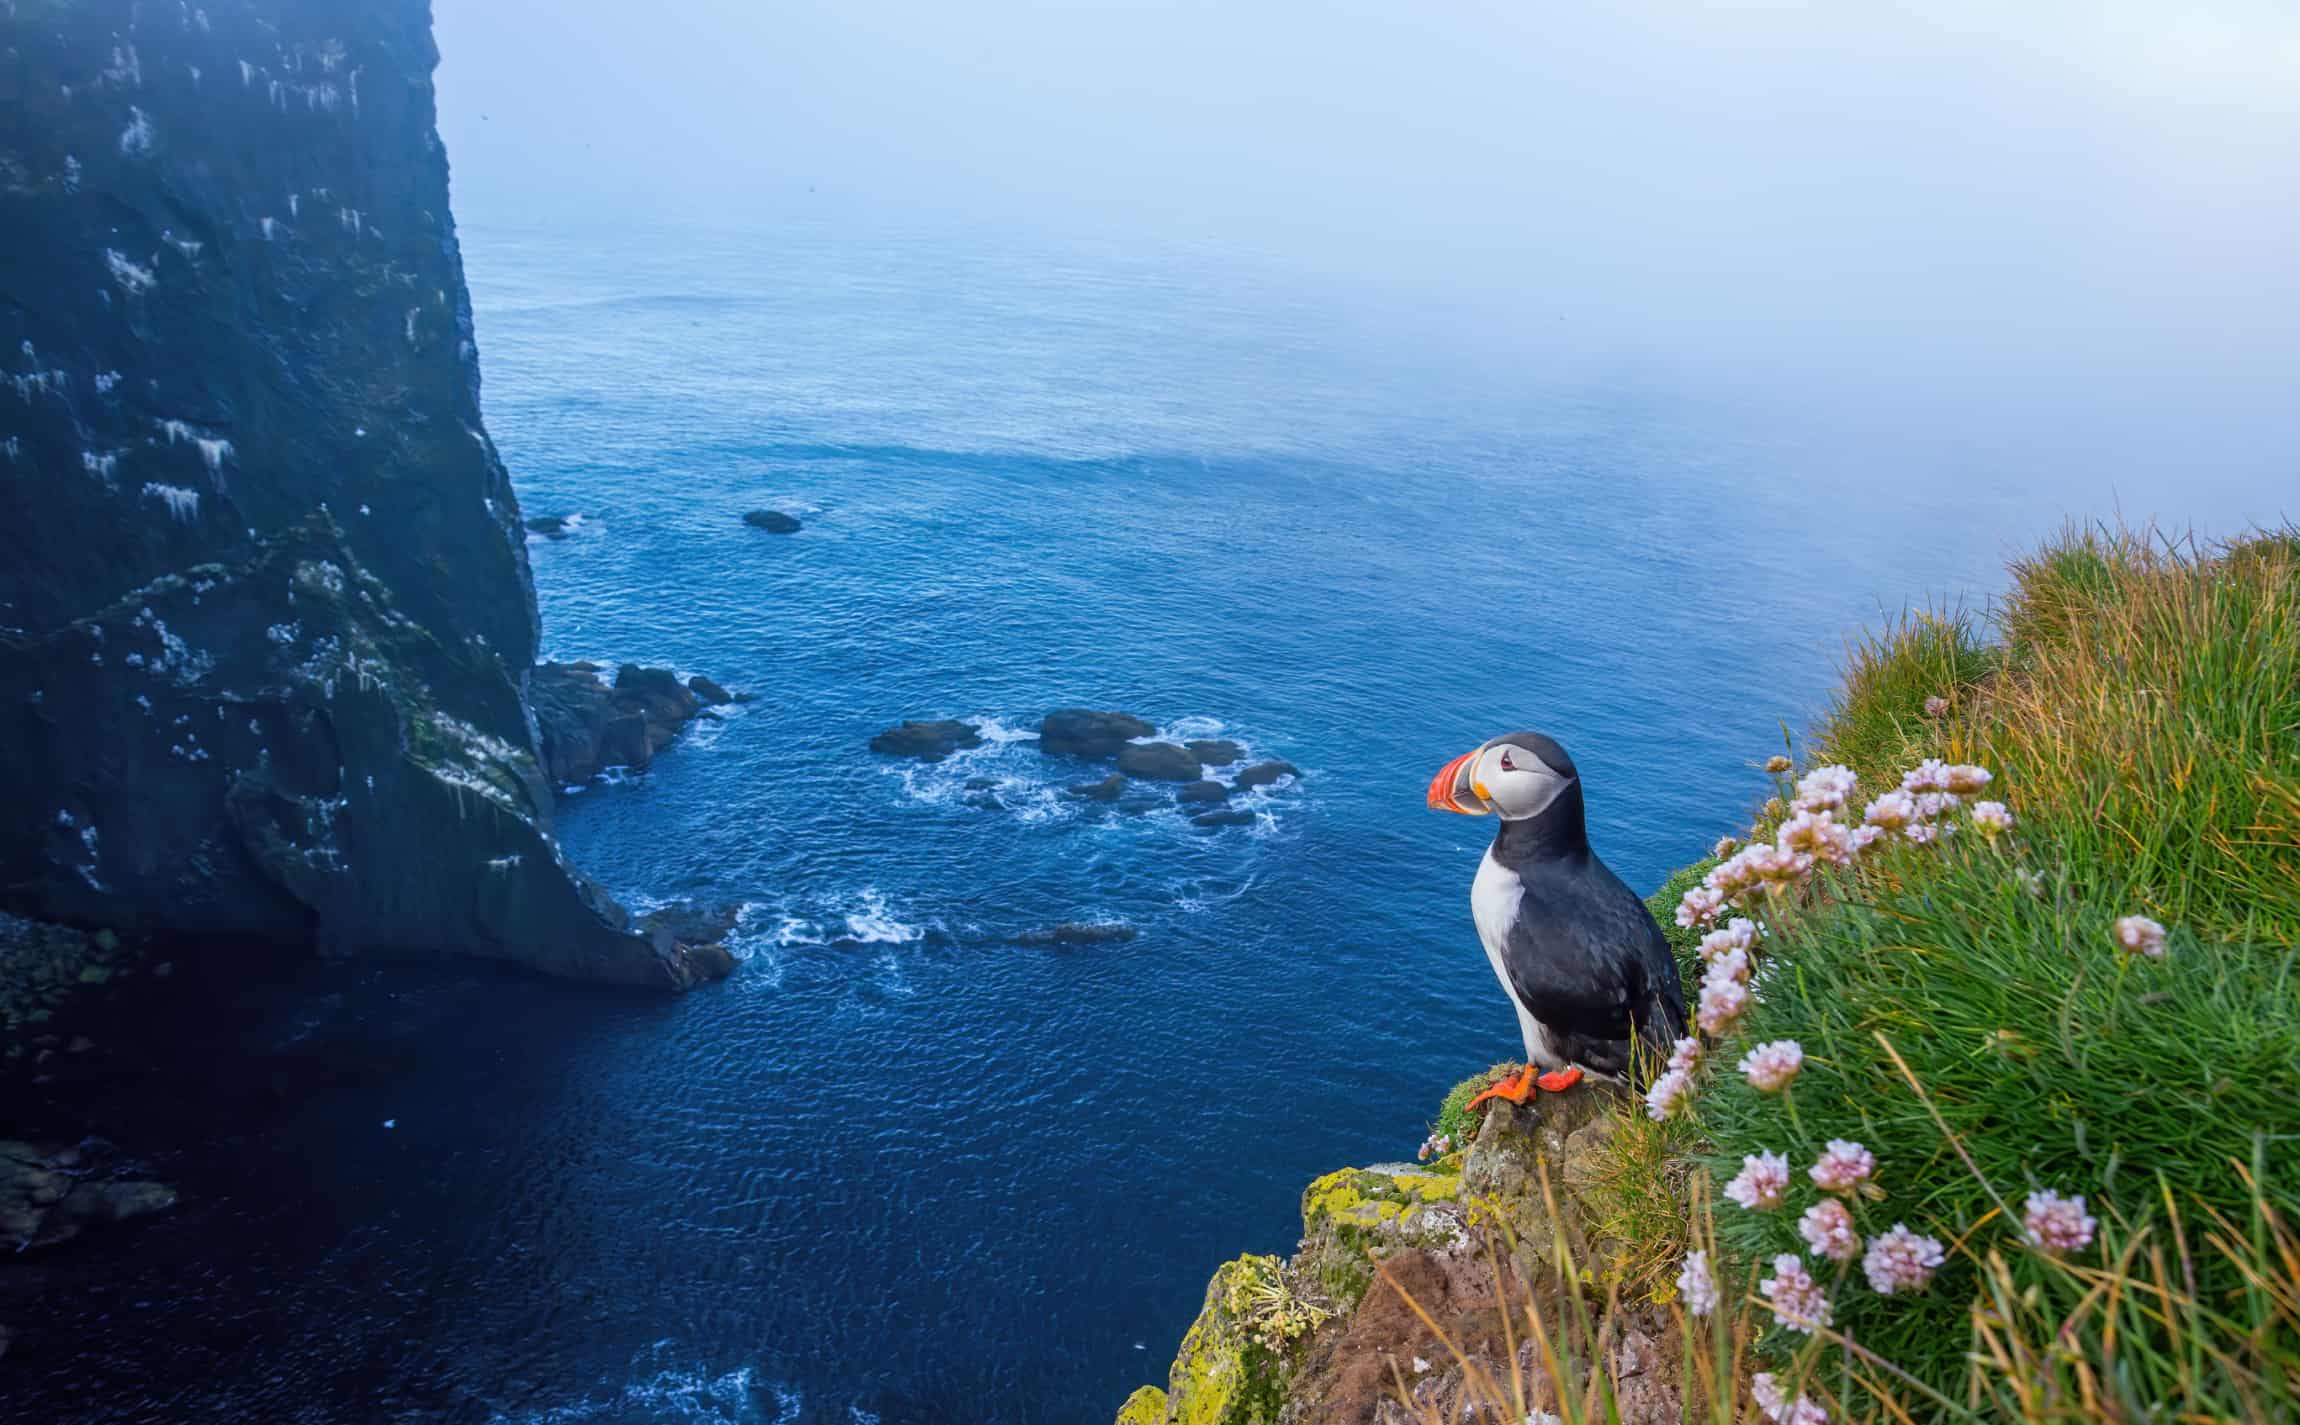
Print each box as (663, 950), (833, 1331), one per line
(0, 0), (723, 986)
(1116, 1087), (1683, 1425)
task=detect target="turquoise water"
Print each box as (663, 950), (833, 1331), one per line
(15, 220), (2266, 1424)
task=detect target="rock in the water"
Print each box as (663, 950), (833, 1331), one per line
(0, 3), (722, 989)
(1014, 922), (1139, 946)
(1234, 760), (1301, 790)
(524, 514), (573, 538)
(1174, 780), (1230, 804)
(1191, 809), (1258, 829)
(1067, 774), (1128, 803)
(1039, 709), (1157, 758)
(1116, 741), (1203, 782)
(687, 675), (735, 706)
(1, 1141), (175, 1250)
(963, 777), (1001, 790)
(532, 663), (707, 788)
(1185, 739), (1245, 767)
(869, 719), (985, 763)
(742, 509), (803, 533)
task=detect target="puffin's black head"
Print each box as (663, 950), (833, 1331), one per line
(1426, 730), (1582, 829)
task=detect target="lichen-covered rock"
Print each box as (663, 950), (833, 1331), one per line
(0, 4), (725, 987)
(1115, 1386), (1169, 1425)
(1296, 1165), (1467, 1309)
(1156, 1257), (1294, 1425)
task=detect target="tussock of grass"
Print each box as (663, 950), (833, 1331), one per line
(1631, 525), (2299, 1408)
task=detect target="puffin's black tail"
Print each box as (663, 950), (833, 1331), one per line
(1630, 971), (1689, 1086)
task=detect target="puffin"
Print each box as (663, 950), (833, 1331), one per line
(1426, 730), (1687, 1108)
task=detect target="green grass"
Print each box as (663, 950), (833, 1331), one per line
(1672, 525), (2300, 1403)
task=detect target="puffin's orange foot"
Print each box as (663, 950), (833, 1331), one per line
(1535, 1066), (1583, 1093)
(1464, 1064), (1539, 1111)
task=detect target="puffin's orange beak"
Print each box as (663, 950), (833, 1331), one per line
(1427, 746), (1489, 815)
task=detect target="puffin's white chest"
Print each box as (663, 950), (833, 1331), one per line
(1470, 848), (1523, 971)
(1471, 848), (1565, 1067)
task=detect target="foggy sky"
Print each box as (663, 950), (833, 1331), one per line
(431, 1), (2300, 448)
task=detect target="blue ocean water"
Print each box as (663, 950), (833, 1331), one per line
(12, 221), (2269, 1425)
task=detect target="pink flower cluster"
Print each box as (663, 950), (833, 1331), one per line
(1797, 1198), (1861, 1262)
(1679, 757), (1994, 930)
(2113, 914), (2167, 958)
(1643, 1035), (1706, 1122)
(1753, 1373), (1828, 1425)
(1738, 1039), (1804, 1093)
(1760, 1253), (1831, 1333)
(1808, 1139), (1875, 1193)
(1676, 1249), (1718, 1316)
(1862, 1223), (1946, 1295)
(2023, 1190), (2098, 1252)
(1725, 1150), (1791, 1210)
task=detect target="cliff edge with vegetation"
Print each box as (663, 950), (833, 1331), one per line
(1120, 527), (2299, 1424)
(0, 0), (724, 987)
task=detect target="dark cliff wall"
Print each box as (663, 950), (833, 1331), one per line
(0, 0), (719, 986)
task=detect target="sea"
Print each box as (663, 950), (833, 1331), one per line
(7, 218), (2281, 1424)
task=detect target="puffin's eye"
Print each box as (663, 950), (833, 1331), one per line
(1499, 750), (1517, 772)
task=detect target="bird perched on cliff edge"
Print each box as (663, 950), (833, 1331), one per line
(1427, 731), (1687, 1109)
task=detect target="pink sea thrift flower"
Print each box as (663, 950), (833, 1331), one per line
(1644, 1067), (1692, 1122)
(1753, 1373), (1828, 1425)
(1738, 1039), (1804, 1093)
(1725, 1150), (1792, 1211)
(1970, 800), (2014, 838)
(1760, 1253), (1831, 1332)
(1676, 885), (1725, 929)
(1792, 764), (1858, 812)
(1799, 1198), (1861, 1262)
(1697, 918), (1757, 962)
(1697, 976), (1750, 1034)
(1704, 945), (1752, 988)
(2114, 915), (2167, 958)
(1778, 809), (1853, 865)
(1676, 1249), (1718, 1316)
(1863, 1223), (1946, 1294)
(1712, 834), (1739, 858)
(1809, 1139), (1875, 1194)
(1914, 790), (1961, 821)
(1703, 852), (1756, 901)
(1766, 755), (1793, 774)
(1923, 695), (1950, 718)
(1862, 790), (1918, 833)
(1849, 824), (1885, 853)
(1944, 764), (1993, 795)
(1902, 758), (1951, 794)
(2023, 1191), (2098, 1253)
(1667, 1035), (1702, 1074)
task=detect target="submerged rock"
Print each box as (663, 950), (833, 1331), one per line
(1185, 739), (1245, 767)
(1116, 742), (1203, 782)
(532, 663), (707, 789)
(1039, 709), (1157, 758)
(523, 514), (575, 539)
(1067, 774), (1128, 803)
(1234, 761), (1301, 790)
(1191, 809), (1258, 830)
(687, 675), (735, 706)
(869, 719), (985, 763)
(1175, 781), (1231, 804)
(742, 509), (802, 533)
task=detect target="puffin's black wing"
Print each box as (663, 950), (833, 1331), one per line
(1502, 854), (1687, 1081)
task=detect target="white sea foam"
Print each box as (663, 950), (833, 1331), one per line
(485, 1364), (802, 1425)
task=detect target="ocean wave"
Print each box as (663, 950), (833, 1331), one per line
(486, 1364), (803, 1425)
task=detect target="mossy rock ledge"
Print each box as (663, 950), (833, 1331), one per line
(1115, 1081), (1678, 1425)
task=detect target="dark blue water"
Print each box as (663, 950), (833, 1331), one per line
(13, 221), (2269, 1425)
